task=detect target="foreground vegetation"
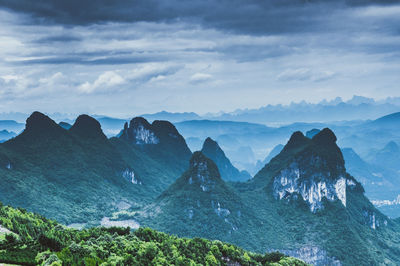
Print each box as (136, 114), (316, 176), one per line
(0, 202), (306, 265)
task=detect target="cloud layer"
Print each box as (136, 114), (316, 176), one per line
(0, 1), (400, 116)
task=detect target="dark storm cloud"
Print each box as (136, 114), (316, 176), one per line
(1, 0), (399, 35)
(1, 0), (400, 115)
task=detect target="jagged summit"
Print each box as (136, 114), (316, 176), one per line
(312, 128), (337, 144)
(121, 117), (185, 145)
(284, 131), (309, 150)
(120, 117), (159, 144)
(188, 151), (221, 186)
(383, 141), (399, 153)
(285, 128), (337, 149)
(255, 128), (359, 213)
(152, 120), (180, 136)
(159, 151), (225, 196)
(118, 116), (192, 166)
(201, 138), (222, 158)
(130, 117), (152, 128)
(203, 137), (218, 147)
(69, 115), (106, 140)
(201, 137), (251, 182)
(25, 111), (60, 133)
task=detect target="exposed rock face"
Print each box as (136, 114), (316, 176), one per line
(272, 162), (352, 212)
(118, 117), (192, 167)
(121, 117), (159, 144)
(270, 129), (358, 213)
(188, 152), (219, 192)
(148, 151), (244, 236)
(0, 225), (12, 234)
(122, 169), (141, 185)
(362, 209), (387, 229)
(277, 246), (342, 266)
(212, 200), (231, 217)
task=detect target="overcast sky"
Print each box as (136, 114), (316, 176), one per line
(0, 0), (400, 117)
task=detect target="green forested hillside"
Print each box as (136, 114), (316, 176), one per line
(0, 112), (191, 225)
(0, 202), (306, 265)
(2, 112), (400, 265)
(138, 129), (400, 265)
(139, 152), (261, 251)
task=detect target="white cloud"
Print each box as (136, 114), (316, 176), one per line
(1, 75), (19, 83)
(128, 63), (181, 83)
(78, 71), (125, 94)
(189, 73), (213, 84)
(39, 72), (65, 85)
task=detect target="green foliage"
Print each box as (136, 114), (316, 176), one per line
(5, 233), (17, 244)
(0, 203), (306, 266)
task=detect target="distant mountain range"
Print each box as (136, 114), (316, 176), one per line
(0, 120), (24, 134)
(2, 112), (400, 264)
(2, 95), (400, 125)
(3, 108), (400, 218)
(0, 130), (16, 143)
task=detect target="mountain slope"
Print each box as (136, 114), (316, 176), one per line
(239, 128), (400, 265)
(0, 113), (192, 225)
(341, 147), (400, 201)
(138, 128), (400, 265)
(367, 141), (400, 172)
(260, 144), (285, 166)
(139, 152), (260, 250)
(115, 117), (192, 186)
(0, 112), (147, 224)
(201, 137), (251, 182)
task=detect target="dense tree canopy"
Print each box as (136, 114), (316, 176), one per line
(0, 202), (306, 265)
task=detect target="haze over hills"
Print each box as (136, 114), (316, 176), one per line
(135, 96), (400, 125)
(201, 137), (251, 182)
(0, 130), (16, 143)
(4, 109), (400, 212)
(2, 111), (400, 264)
(2, 95), (400, 127)
(136, 128), (400, 265)
(3, 0), (400, 263)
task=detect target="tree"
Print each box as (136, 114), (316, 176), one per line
(5, 233), (17, 244)
(205, 251), (218, 266)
